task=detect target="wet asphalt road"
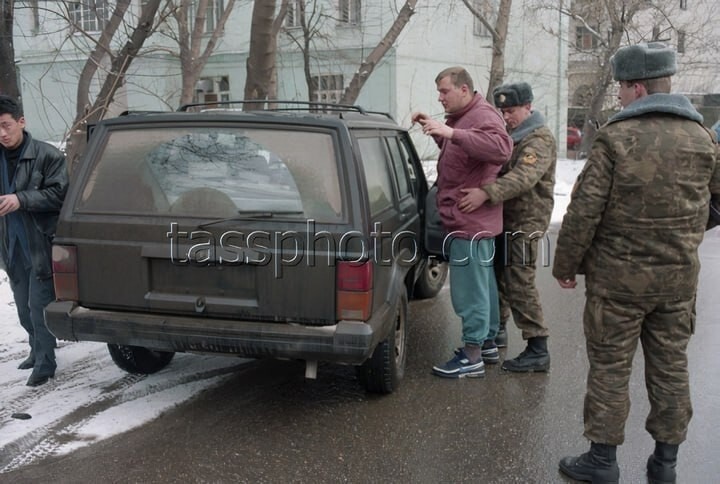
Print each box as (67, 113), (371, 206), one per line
(4, 227), (720, 484)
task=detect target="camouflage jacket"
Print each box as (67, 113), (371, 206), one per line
(482, 111), (557, 233)
(553, 93), (720, 301)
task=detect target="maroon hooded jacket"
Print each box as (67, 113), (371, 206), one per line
(435, 94), (512, 238)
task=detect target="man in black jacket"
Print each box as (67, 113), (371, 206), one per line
(0, 95), (68, 386)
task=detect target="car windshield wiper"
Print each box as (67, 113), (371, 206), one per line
(197, 210), (304, 229)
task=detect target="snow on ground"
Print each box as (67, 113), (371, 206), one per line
(0, 158), (585, 472)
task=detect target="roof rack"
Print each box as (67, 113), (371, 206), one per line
(119, 110), (168, 116)
(176, 100), (394, 121)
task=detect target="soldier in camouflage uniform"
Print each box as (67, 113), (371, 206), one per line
(554, 43), (720, 484)
(459, 82), (556, 371)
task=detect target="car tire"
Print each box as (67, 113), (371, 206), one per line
(357, 291), (407, 394)
(107, 344), (175, 374)
(412, 258), (448, 299)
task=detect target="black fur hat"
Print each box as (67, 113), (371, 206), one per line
(493, 82), (534, 108)
(611, 42), (677, 81)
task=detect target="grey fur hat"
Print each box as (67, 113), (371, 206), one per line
(611, 42), (677, 81)
(493, 82), (534, 108)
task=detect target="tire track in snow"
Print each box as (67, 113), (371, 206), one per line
(0, 359), (251, 473)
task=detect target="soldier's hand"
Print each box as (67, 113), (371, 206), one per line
(458, 188), (488, 213)
(557, 277), (577, 289)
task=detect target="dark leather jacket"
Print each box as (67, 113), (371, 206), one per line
(0, 131), (69, 278)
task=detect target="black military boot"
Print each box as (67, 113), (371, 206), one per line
(647, 441), (679, 484)
(559, 442), (620, 483)
(501, 336), (549, 372)
(495, 320), (508, 348)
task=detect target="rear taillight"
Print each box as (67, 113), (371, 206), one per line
(336, 261), (373, 321)
(52, 245), (78, 301)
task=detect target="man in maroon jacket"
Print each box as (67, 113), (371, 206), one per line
(413, 66), (513, 378)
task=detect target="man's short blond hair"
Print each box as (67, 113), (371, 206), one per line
(435, 66), (474, 92)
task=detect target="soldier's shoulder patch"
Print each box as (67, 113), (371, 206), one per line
(522, 152), (537, 165)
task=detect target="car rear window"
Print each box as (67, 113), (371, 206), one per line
(76, 126), (344, 222)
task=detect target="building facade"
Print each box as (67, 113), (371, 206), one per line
(568, 0), (720, 129)
(12, 0), (569, 154)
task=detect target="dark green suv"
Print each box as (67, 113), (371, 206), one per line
(45, 102), (447, 393)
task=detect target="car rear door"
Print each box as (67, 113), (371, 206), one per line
(57, 118), (352, 325)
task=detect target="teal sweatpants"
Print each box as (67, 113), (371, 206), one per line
(448, 237), (500, 345)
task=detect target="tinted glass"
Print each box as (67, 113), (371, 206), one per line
(386, 136), (413, 198)
(357, 137), (394, 215)
(77, 126), (343, 222)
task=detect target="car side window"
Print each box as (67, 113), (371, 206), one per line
(385, 136), (413, 199)
(357, 137), (395, 215)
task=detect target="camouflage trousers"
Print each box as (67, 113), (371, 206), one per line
(582, 294), (694, 446)
(495, 232), (549, 339)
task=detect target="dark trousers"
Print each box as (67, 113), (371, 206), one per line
(7, 249), (57, 377)
(494, 231), (549, 339)
(583, 294), (694, 445)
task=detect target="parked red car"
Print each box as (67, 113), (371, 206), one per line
(567, 126), (582, 150)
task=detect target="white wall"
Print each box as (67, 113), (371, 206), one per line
(12, 0), (568, 148)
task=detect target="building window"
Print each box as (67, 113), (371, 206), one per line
(680, 0), (687, 10)
(194, 76), (231, 107)
(190, 0), (226, 32)
(339, 0), (361, 26)
(311, 74), (344, 106)
(69, 0), (109, 33)
(286, 0), (303, 28)
(472, 0), (499, 38)
(677, 30), (686, 53)
(575, 26), (599, 50)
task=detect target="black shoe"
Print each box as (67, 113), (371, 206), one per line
(17, 356), (35, 370)
(26, 373), (54, 387)
(647, 441), (679, 484)
(495, 322), (508, 348)
(501, 336), (549, 372)
(559, 442), (619, 483)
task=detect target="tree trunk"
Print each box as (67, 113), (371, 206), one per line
(65, 0), (163, 174)
(76, 0), (132, 118)
(244, 0), (277, 110)
(487, 0), (512, 100)
(339, 0), (418, 105)
(267, 0), (289, 107)
(0, 0), (19, 98)
(461, 0), (512, 100)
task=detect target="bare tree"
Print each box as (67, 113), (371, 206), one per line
(0, 0), (19, 98)
(281, 0), (321, 102)
(339, 0), (418, 105)
(75, 0), (133, 118)
(461, 0), (513, 101)
(170, 0), (237, 106)
(535, 0), (720, 152)
(65, 0), (164, 172)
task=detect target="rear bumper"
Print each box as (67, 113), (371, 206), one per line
(45, 301), (389, 364)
